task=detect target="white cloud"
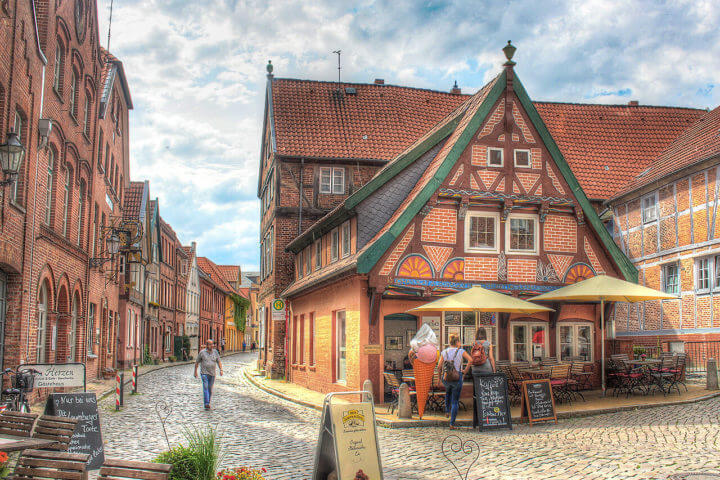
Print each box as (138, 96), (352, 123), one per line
(97, 0), (720, 267)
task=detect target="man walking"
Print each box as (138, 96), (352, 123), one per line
(194, 339), (223, 410)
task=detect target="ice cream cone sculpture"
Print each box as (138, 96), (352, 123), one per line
(413, 357), (437, 419)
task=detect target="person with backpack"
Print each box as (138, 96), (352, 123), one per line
(470, 328), (495, 375)
(438, 335), (472, 428)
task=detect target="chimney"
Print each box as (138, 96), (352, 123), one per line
(191, 241), (197, 252)
(450, 80), (461, 95)
(374, 78), (384, 85)
(628, 100), (639, 106)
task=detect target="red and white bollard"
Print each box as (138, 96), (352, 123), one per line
(115, 373), (121, 411)
(132, 365), (138, 394)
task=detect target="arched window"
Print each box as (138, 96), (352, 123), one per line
(83, 93), (91, 135)
(104, 144), (109, 176)
(37, 281), (49, 362)
(77, 180), (85, 247)
(92, 203), (98, 256)
(70, 292), (80, 361)
(62, 167), (71, 237)
(53, 43), (63, 92)
(45, 148), (55, 225)
(70, 70), (78, 117)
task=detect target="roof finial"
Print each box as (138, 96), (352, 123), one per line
(503, 40), (516, 66)
(266, 60), (274, 77)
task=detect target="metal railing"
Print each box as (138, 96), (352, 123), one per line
(684, 341), (720, 373)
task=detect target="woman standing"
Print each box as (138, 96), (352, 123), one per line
(439, 335), (472, 428)
(471, 329), (496, 375)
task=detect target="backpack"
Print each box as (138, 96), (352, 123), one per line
(471, 341), (488, 366)
(441, 348), (461, 383)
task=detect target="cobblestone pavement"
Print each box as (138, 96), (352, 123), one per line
(100, 353), (720, 480)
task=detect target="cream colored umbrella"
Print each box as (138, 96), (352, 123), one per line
(408, 285), (554, 314)
(531, 275), (677, 395)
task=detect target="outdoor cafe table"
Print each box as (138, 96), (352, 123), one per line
(626, 359), (662, 367)
(519, 367), (552, 379)
(0, 435), (54, 453)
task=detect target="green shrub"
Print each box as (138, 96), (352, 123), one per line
(154, 426), (223, 480)
(168, 356), (177, 363)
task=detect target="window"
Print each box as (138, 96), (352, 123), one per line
(299, 314), (305, 365)
(292, 315), (298, 363)
(37, 282), (49, 362)
(465, 212), (498, 252)
(83, 95), (91, 135)
(12, 112), (22, 202)
(697, 257), (711, 292)
(558, 323), (593, 362)
(341, 221), (351, 257)
(331, 229), (339, 262)
(77, 181), (85, 246)
(127, 309), (133, 347)
(309, 312), (315, 366)
(87, 303), (95, 353)
(488, 147), (503, 167)
(53, 44), (63, 91)
(45, 148), (54, 225)
(514, 149), (531, 167)
(443, 311), (476, 348)
(314, 240), (322, 270)
(320, 167), (345, 194)
(70, 71), (78, 117)
(506, 214), (538, 254)
(642, 194), (658, 223)
(662, 263), (679, 295)
(305, 247), (312, 275)
(91, 205), (98, 256)
(104, 144), (110, 176)
(511, 323), (547, 362)
(336, 311), (346, 383)
(62, 168), (71, 237)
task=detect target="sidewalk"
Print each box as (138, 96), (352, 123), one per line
(243, 366), (720, 428)
(31, 351), (245, 407)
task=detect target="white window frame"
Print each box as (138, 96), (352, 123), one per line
(514, 149), (531, 168)
(331, 228), (339, 262)
(696, 257), (711, 293)
(505, 213), (539, 255)
(319, 167), (332, 194)
(320, 167), (345, 194)
(510, 322), (548, 363)
(662, 263), (680, 295)
(642, 193), (658, 224)
(341, 221), (351, 258)
(314, 240), (322, 270)
(336, 310), (347, 384)
(464, 211), (500, 253)
(557, 322), (594, 362)
(305, 246), (312, 275)
(487, 147), (504, 167)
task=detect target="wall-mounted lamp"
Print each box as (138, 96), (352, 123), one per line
(0, 130), (25, 186)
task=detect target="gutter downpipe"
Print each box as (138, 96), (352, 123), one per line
(24, 0), (49, 364)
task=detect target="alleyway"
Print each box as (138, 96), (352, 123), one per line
(100, 353), (720, 479)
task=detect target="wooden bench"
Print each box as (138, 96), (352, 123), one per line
(31, 415), (79, 451)
(0, 412), (38, 438)
(10, 449), (88, 479)
(98, 458), (172, 479)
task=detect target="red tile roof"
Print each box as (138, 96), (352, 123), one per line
(197, 257), (235, 293)
(123, 181), (144, 220)
(613, 105), (720, 199)
(270, 78), (704, 199)
(216, 265), (240, 285)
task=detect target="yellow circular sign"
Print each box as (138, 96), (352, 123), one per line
(272, 299), (285, 311)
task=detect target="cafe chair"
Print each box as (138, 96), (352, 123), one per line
(549, 364), (576, 404)
(382, 372), (416, 414)
(0, 412), (38, 438)
(427, 372), (446, 413)
(98, 458), (172, 480)
(570, 362), (592, 398)
(10, 449), (88, 480)
(31, 415), (79, 451)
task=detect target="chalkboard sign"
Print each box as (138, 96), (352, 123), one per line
(520, 380), (557, 426)
(44, 393), (104, 469)
(472, 373), (512, 430)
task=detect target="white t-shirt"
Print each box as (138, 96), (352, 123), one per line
(441, 347), (464, 372)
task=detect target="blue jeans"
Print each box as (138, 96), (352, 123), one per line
(201, 374), (215, 406)
(443, 377), (463, 425)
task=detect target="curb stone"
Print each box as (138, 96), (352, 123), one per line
(243, 366), (720, 429)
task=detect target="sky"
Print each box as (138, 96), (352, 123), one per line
(96, 0), (720, 271)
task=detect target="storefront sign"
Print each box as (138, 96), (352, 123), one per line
(393, 277), (558, 293)
(520, 379), (557, 426)
(24, 363), (86, 389)
(473, 373), (512, 430)
(44, 393), (104, 469)
(363, 344), (382, 355)
(313, 392), (383, 480)
(271, 298), (286, 322)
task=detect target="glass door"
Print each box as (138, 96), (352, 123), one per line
(337, 311), (346, 383)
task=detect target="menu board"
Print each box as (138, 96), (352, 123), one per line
(473, 373), (512, 430)
(520, 380), (557, 426)
(44, 393), (104, 469)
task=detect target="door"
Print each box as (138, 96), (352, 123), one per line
(336, 311), (346, 383)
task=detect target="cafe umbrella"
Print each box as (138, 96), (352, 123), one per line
(530, 275), (676, 395)
(407, 285), (553, 418)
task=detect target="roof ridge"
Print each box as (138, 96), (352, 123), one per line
(272, 77), (470, 96)
(533, 100), (704, 111)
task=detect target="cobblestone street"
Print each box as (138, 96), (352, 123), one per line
(100, 353), (720, 479)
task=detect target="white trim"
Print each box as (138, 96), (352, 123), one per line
(556, 322), (594, 362)
(319, 167), (332, 194)
(514, 149), (531, 168)
(509, 321), (547, 363)
(641, 192), (658, 224)
(330, 228), (339, 262)
(505, 213), (539, 255)
(487, 147), (504, 167)
(464, 211), (500, 253)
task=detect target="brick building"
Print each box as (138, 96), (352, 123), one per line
(257, 45), (709, 395)
(197, 257), (230, 347)
(608, 105), (720, 351)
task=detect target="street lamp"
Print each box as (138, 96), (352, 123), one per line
(108, 232), (121, 256)
(0, 131), (25, 185)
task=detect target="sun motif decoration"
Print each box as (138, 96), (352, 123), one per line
(442, 258), (465, 281)
(564, 263), (595, 284)
(397, 255), (433, 279)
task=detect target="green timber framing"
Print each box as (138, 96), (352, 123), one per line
(286, 69), (638, 283)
